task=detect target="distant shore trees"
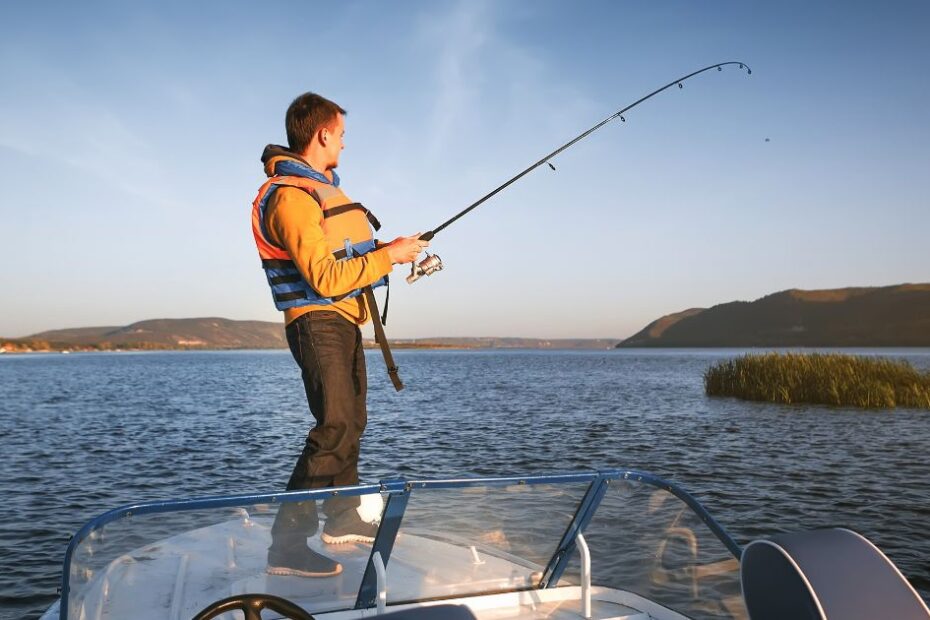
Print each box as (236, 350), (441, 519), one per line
(704, 352), (930, 409)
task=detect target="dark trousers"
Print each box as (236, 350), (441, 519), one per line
(269, 311), (368, 551)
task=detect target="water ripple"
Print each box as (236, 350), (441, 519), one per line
(1, 349), (928, 618)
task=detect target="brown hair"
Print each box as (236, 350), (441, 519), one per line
(285, 92), (347, 153)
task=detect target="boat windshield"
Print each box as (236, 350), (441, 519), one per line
(386, 479), (591, 602)
(560, 476), (746, 619)
(62, 471), (745, 620)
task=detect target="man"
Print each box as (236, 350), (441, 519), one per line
(250, 92), (426, 577)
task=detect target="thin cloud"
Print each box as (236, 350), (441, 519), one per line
(419, 0), (493, 158)
(414, 1), (600, 168)
(0, 56), (181, 211)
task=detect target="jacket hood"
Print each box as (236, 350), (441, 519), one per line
(260, 144), (339, 186)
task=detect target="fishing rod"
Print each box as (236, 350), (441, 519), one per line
(407, 60), (752, 284)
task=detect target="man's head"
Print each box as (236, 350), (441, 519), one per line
(285, 92), (346, 170)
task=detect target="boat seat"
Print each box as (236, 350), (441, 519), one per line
(377, 604), (477, 619)
(741, 528), (930, 620)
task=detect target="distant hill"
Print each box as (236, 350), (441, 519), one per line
(1, 318), (618, 352)
(388, 337), (619, 350)
(618, 283), (930, 347)
(24, 317), (289, 350)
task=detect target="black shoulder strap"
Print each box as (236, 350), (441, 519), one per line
(362, 285), (403, 391)
(323, 202), (382, 231)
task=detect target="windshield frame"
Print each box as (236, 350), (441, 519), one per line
(58, 469), (741, 620)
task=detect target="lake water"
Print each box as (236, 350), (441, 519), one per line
(1, 348), (928, 619)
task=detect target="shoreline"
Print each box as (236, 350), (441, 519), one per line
(5, 344), (930, 355)
(0, 338), (622, 354)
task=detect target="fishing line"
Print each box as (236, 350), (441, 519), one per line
(407, 61), (752, 284)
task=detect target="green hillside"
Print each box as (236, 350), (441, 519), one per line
(619, 283), (930, 347)
(13, 318), (288, 351)
(2, 319), (618, 352)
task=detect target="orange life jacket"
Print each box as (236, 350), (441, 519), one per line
(251, 175), (385, 310)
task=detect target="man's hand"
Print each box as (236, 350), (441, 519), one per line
(386, 233), (430, 265)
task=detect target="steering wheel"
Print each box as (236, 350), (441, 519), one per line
(192, 593), (316, 620)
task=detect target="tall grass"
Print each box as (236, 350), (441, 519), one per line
(704, 353), (930, 409)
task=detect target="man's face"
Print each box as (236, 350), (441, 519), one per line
(322, 114), (345, 170)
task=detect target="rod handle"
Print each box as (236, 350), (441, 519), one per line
(418, 231), (435, 242)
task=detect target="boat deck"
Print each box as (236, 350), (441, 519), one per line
(51, 513), (689, 620)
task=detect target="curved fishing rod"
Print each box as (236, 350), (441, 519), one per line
(408, 61), (751, 283)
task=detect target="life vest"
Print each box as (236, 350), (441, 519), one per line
(251, 175), (387, 311)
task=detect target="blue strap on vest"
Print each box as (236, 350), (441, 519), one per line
(261, 238), (387, 310)
(273, 159), (340, 187)
(256, 160), (384, 310)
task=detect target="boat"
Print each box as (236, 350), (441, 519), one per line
(41, 469), (929, 620)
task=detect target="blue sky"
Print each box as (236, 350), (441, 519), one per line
(1, 1), (928, 338)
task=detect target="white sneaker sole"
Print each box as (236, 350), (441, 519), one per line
(321, 532), (376, 545)
(267, 563), (343, 578)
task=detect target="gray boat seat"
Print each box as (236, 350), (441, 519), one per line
(741, 528), (930, 619)
(378, 604), (477, 619)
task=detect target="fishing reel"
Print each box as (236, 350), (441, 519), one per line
(407, 252), (443, 284)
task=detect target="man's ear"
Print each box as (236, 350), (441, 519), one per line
(318, 126), (330, 147)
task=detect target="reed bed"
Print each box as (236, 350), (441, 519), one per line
(704, 352), (930, 409)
